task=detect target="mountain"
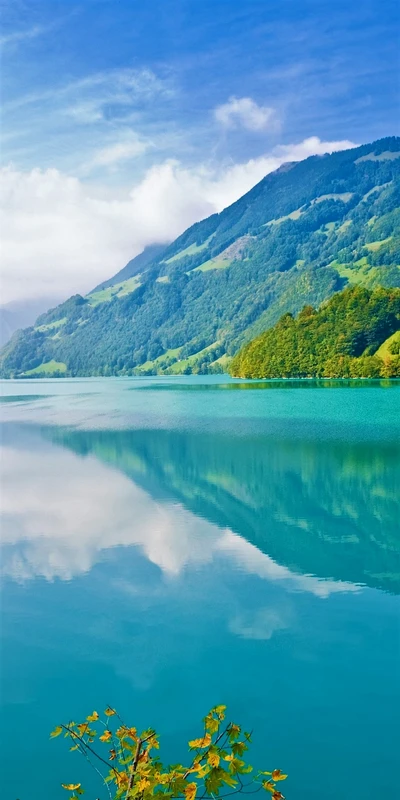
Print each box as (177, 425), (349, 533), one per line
(91, 243), (167, 293)
(1, 136), (400, 378)
(230, 285), (400, 378)
(0, 296), (65, 347)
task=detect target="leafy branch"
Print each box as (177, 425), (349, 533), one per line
(51, 705), (288, 800)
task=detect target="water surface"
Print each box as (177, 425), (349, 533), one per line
(1, 377), (399, 800)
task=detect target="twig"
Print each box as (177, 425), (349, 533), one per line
(61, 725), (120, 778)
(125, 737), (142, 799)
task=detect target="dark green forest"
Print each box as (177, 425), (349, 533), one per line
(230, 286), (400, 378)
(1, 136), (400, 378)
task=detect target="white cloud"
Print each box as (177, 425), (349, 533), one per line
(62, 101), (104, 125)
(214, 96), (278, 132)
(0, 11), (77, 49)
(273, 135), (357, 161)
(4, 67), (171, 114)
(0, 163), (210, 304)
(0, 136), (357, 304)
(0, 19), (65, 48)
(0, 24), (48, 47)
(83, 133), (151, 171)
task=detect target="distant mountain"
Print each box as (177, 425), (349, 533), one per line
(0, 296), (65, 347)
(230, 285), (400, 378)
(1, 136), (400, 378)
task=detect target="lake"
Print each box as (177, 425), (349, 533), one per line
(0, 376), (399, 800)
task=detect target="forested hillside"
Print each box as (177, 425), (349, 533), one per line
(1, 136), (400, 378)
(230, 286), (400, 378)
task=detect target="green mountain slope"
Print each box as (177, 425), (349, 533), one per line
(1, 136), (400, 378)
(230, 285), (400, 378)
(91, 243), (166, 293)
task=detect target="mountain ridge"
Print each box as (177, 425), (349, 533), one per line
(1, 136), (400, 378)
(91, 243), (167, 293)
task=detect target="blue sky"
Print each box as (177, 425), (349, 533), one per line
(1, 0), (399, 304)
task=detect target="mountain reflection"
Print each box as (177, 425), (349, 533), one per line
(2, 422), (399, 593)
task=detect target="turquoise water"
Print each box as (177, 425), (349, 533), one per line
(0, 377), (399, 800)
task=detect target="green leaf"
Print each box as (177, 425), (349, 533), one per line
(232, 741), (248, 756)
(227, 724), (241, 742)
(205, 767), (238, 795)
(204, 714), (219, 734)
(228, 757), (244, 774)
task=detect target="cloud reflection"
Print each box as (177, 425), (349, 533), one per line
(1, 435), (359, 598)
(229, 607), (288, 640)
(1, 443), (219, 581)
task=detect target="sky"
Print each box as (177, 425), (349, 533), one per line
(0, 0), (399, 305)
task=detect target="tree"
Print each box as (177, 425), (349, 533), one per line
(230, 286), (400, 379)
(51, 705), (288, 800)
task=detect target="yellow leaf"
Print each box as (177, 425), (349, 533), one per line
(188, 733), (211, 749)
(196, 765), (210, 779)
(189, 763), (209, 778)
(208, 753), (220, 768)
(157, 773), (170, 785)
(271, 770), (287, 782)
(77, 723), (89, 735)
(105, 707), (116, 716)
(61, 784), (81, 791)
(137, 778), (151, 791)
(204, 715), (219, 734)
(263, 780), (275, 794)
(109, 748), (117, 760)
(100, 730), (112, 742)
(87, 711), (99, 722)
(50, 726), (63, 738)
(185, 782), (197, 800)
(116, 771), (129, 788)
